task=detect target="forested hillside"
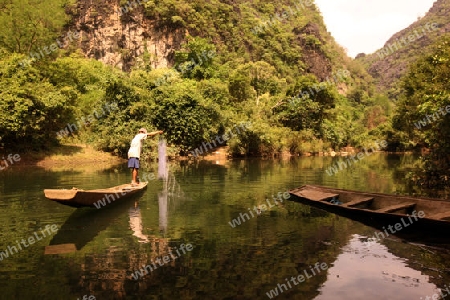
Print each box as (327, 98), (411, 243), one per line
(352, 0), (450, 185)
(358, 0), (450, 99)
(0, 0), (391, 158)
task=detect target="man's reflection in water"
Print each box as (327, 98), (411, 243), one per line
(128, 201), (149, 243)
(128, 169), (186, 245)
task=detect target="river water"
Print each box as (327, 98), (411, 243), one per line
(1, 153), (450, 300)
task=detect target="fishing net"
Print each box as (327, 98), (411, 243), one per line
(158, 138), (168, 180)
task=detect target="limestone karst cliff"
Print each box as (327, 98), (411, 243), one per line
(68, 0), (186, 71)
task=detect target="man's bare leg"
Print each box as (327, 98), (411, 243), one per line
(132, 168), (139, 185)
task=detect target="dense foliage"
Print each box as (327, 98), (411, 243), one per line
(0, 50), (74, 150)
(0, 0), (75, 54)
(0, 0), (394, 158)
(392, 37), (450, 185)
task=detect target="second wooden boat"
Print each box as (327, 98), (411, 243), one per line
(44, 182), (148, 208)
(289, 185), (450, 236)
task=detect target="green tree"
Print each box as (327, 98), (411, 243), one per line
(174, 37), (216, 80)
(276, 75), (338, 133)
(0, 49), (73, 150)
(393, 37), (450, 183)
(149, 80), (222, 153)
(89, 76), (153, 157)
(0, 0), (73, 54)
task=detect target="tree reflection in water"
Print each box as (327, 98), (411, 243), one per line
(316, 234), (439, 300)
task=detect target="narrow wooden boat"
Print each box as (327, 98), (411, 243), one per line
(44, 182), (148, 208)
(289, 185), (450, 236)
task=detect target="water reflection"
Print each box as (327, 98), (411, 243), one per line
(1, 154), (450, 299)
(158, 191), (168, 233)
(316, 234), (438, 300)
(129, 201), (150, 243)
(75, 171), (194, 299)
(47, 192), (147, 253)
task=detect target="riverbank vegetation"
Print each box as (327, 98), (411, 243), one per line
(0, 0), (449, 185)
(0, 0), (392, 158)
(392, 37), (450, 187)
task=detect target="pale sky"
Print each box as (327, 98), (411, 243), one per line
(314, 0), (437, 57)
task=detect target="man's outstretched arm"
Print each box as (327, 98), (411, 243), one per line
(147, 130), (163, 136)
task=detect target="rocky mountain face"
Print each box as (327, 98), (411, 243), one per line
(358, 0), (450, 94)
(67, 0), (186, 71)
(294, 22), (332, 82)
(65, 0), (358, 83)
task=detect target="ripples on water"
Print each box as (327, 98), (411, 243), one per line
(0, 153), (449, 299)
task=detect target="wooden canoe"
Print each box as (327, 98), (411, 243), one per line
(289, 185), (450, 236)
(44, 182), (148, 208)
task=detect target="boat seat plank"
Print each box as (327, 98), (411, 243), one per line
(342, 197), (373, 207)
(291, 189), (339, 202)
(429, 211), (450, 220)
(377, 203), (416, 213)
(44, 243), (77, 255)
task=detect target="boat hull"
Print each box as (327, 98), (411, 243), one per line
(44, 182), (148, 208)
(289, 185), (450, 243)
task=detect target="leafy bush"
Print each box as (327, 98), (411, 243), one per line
(149, 80), (222, 153)
(0, 50), (73, 150)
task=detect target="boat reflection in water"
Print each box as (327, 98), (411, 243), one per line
(73, 171), (191, 297)
(315, 234), (439, 300)
(45, 190), (147, 254)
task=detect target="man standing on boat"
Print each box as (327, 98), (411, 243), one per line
(128, 128), (163, 186)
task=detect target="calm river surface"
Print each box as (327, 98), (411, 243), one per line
(1, 153), (450, 300)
